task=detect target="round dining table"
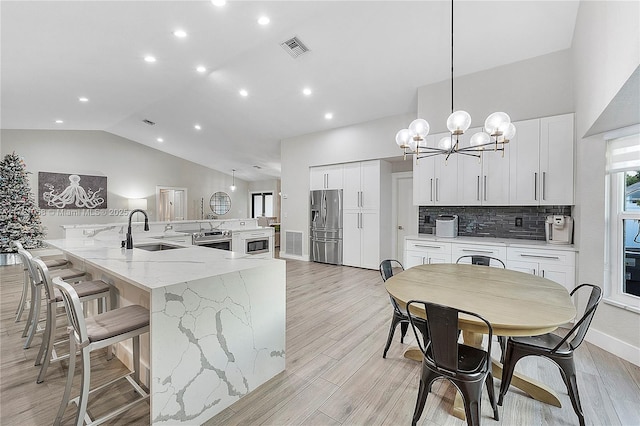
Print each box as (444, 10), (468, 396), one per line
(385, 263), (576, 420)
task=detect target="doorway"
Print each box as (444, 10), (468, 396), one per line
(156, 186), (187, 221)
(392, 172), (417, 264)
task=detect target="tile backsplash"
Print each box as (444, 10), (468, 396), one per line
(418, 206), (572, 240)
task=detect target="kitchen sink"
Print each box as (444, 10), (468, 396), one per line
(135, 243), (185, 251)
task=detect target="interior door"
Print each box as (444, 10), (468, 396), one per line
(395, 174), (417, 264)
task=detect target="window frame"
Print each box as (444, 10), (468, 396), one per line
(251, 192), (274, 218)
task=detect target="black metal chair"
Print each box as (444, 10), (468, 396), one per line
(498, 283), (603, 426)
(456, 255), (506, 268)
(456, 255), (508, 362)
(379, 259), (426, 358)
(407, 300), (499, 426)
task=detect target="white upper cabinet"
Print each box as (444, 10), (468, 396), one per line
(343, 160), (380, 211)
(539, 113), (574, 205)
(509, 114), (574, 205)
(412, 132), (458, 206)
(457, 127), (510, 206)
(310, 164), (343, 190)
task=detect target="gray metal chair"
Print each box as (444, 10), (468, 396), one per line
(53, 278), (150, 426)
(31, 258), (113, 383)
(407, 300), (499, 426)
(498, 284), (603, 426)
(16, 247), (88, 349)
(380, 259), (426, 358)
(13, 241), (70, 323)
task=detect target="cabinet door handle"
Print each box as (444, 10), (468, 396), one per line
(484, 176), (487, 201)
(477, 176), (480, 201)
(415, 244), (443, 249)
(430, 178), (434, 202)
(542, 172), (546, 201)
(520, 254), (560, 260)
(534, 172), (538, 201)
(461, 249), (494, 254)
(541, 270), (545, 278)
(435, 178), (439, 202)
(422, 257), (426, 265)
(532, 269), (537, 275)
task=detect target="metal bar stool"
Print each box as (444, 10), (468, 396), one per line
(13, 241), (70, 323)
(53, 278), (150, 426)
(16, 247), (89, 349)
(31, 258), (113, 384)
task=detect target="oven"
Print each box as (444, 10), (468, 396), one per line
(245, 237), (270, 255)
(191, 230), (232, 251)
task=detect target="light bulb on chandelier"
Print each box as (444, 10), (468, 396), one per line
(394, 0), (515, 161)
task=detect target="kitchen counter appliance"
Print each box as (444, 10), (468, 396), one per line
(191, 229), (232, 250)
(310, 189), (343, 265)
(435, 215), (458, 238)
(545, 215), (573, 244)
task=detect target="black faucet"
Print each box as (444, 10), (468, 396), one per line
(125, 209), (150, 249)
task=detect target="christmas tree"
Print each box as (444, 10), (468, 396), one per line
(0, 152), (46, 252)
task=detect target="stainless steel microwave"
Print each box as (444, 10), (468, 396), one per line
(246, 237), (269, 255)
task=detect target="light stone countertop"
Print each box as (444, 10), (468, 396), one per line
(45, 237), (282, 292)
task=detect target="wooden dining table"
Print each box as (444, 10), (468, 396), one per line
(385, 263), (576, 420)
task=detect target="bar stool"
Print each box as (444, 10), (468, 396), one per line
(13, 241), (70, 323)
(17, 248), (89, 349)
(31, 258), (113, 384)
(53, 278), (150, 426)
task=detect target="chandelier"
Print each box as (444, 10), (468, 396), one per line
(395, 0), (516, 161)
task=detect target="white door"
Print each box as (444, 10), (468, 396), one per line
(394, 173), (417, 264)
(342, 162), (361, 210)
(360, 210), (380, 269)
(360, 160), (380, 210)
(342, 210), (361, 267)
(509, 119), (541, 205)
(539, 113), (574, 205)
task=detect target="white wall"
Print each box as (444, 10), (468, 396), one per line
(1, 129), (249, 239)
(571, 0), (640, 356)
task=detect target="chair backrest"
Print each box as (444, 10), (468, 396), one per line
(552, 283), (603, 352)
(31, 258), (57, 303)
(379, 259), (404, 282)
(456, 255), (505, 268)
(16, 248), (40, 286)
(406, 300), (493, 374)
(52, 277), (89, 346)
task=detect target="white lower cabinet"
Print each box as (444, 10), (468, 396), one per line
(451, 243), (507, 266)
(507, 247), (576, 292)
(405, 239), (451, 268)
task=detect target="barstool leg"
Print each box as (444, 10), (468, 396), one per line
(133, 335), (140, 384)
(15, 269), (29, 322)
(36, 300), (58, 383)
(23, 285), (42, 348)
(75, 347), (92, 426)
(22, 282), (38, 337)
(54, 333), (77, 426)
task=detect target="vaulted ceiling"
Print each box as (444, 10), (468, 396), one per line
(1, 1), (580, 181)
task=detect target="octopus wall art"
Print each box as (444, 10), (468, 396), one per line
(38, 172), (107, 209)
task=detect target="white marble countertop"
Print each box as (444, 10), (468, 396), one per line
(45, 237), (282, 292)
(405, 234), (577, 251)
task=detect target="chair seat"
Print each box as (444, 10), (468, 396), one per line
(43, 258), (70, 269)
(53, 280), (111, 302)
(426, 344), (487, 374)
(86, 305), (149, 343)
(50, 268), (86, 281)
(510, 333), (573, 355)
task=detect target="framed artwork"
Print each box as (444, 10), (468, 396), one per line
(38, 172), (107, 209)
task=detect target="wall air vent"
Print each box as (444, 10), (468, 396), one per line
(142, 119), (156, 126)
(280, 36), (309, 59)
(285, 231), (303, 256)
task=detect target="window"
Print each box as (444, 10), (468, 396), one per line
(607, 133), (640, 309)
(251, 192), (273, 218)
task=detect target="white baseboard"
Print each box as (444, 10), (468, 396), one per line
(279, 251), (309, 261)
(586, 328), (640, 366)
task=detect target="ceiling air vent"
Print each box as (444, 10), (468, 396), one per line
(280, 36), (309, 59)
(142, 119), (156, 126)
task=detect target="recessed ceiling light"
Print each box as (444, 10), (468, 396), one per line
(324, 113), (333, 120)
(157, 137), (164, 143)
(144, 55), (156, 63)
(302, 88), (312, 96)
(194, 124), (201, 130)
(239, 89), (249, 97)
(78, 97), (89, 102)
(211, 0), (226, 6)
(196, 66), (207, 73)
(173, 29), (187, 38)
(55, 119), (64, 124)
(258, 16), (270, 26)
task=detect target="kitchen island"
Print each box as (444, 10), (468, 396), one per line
(46, 237), (286, 425)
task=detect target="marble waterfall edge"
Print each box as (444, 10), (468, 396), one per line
(150, 262), (286, 424)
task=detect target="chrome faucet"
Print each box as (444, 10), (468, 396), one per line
(125, 209), (150, 249)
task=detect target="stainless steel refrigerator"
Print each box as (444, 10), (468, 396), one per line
(310, 189), (343, 265)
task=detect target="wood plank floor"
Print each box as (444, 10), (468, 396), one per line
(2, 259), (639, 425)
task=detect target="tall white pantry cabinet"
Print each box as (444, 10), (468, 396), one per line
(310, 160), (391, 270)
